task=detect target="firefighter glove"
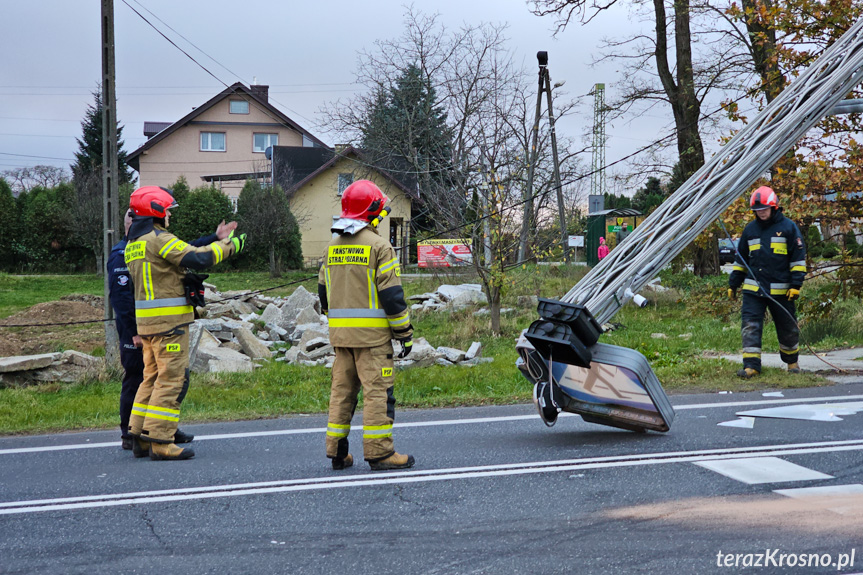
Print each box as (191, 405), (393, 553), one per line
(229, 231), (247, 253)
(396, 338), (413, 359)
(182, 272), (209, 308)
(787, 288), (800, 300)
(728, 288), (737, 301)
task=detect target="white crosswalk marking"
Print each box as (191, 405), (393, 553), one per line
(694, 457), (833, 484)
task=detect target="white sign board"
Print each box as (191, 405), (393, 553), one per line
(568, 235), (585, 248)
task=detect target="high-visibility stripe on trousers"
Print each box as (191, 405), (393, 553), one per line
(740, 292), (799, 371)
(128, 329), (190, 443)
(326, 342), (397, 462)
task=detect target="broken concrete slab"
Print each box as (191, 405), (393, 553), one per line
(465, 342), (482, 360)
(234, 327), (272, 360)
(0, 353), (58, 373)
(437, 346), (466, 363)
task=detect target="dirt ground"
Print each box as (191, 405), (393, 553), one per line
(0, 296), (106, 357)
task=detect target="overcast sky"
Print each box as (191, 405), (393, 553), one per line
(0, 0), (670, 186)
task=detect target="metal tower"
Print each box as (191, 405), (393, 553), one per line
(590, 83), (607, 198)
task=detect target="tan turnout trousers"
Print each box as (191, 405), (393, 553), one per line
(326, 342), (396, 462)
(128, 328), (190, 443)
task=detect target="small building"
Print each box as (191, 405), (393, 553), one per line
(273, 145), (414, 266)
(126, 82), (327, 205)
(586, 208), (643, 266)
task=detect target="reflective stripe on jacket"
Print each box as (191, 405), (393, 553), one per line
(318, 225), (412, 348)
(729, 208), (807, 296)
(125, 224), (236, 336)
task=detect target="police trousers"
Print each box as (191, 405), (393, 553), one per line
(129, 328), (190, 443)
(741, 293), (799, 371)
(119, 342), (144, 439)
(326, 342), (396, 462)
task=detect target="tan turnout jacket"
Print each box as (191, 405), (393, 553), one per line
(125, 224), (236, 336)
(318, 225), (412, 348)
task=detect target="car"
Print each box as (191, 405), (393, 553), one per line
(718, 238), (739, 264)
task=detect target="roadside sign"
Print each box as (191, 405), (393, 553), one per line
(417, 239), (473, 268)
(568, 235), (584, 247)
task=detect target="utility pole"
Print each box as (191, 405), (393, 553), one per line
(520, 51), (568, 264)
(102, 0), (120, 364)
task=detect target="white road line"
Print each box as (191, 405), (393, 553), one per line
(694, 457), (833, 484)
(2, 439), (863, 515)
(3, 394), (863, 456)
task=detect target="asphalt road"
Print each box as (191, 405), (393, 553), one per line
(1, 384), (863, 575)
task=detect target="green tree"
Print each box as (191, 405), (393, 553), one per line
(71, 90), (134, 189)
(631, 176), (665, 214)
(168, 184), (233, 242)
(0, 179), (17, 270)
(603, 191), (632, 210)
(236, 180), (302, 277)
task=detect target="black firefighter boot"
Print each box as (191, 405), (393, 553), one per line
(332, 454), (354, 470)
(174, 428), (195, 443)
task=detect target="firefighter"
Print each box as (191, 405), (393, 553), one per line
(125, 186), (246, 460)
(728, 186), (806, 378)
(108, 208), (236, 451)
(319, 180), (415, 471)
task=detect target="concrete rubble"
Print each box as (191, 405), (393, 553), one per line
(1, 282), (495, 385)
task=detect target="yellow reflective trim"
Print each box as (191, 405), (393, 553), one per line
(130, 409), (148, 417)
(388, 315), (410, 327)
(143, 262), (154, 300)
(328, 317), (390, 328)
(326, 431), (349, 437)
(742, 284), (759, 291)
(749, 244), (760, 251)
(133, 402), (149, 410)
(159, 239), (179, 257)
(742, 353), (761, 358)
(135, 305), (194, 318)
(212, 243), (223, 264)
(791, 265), (806, 272)
(770, 288), (788, 295)
(379, 258), (398, 273)
(328, 423), (350, 429)
(363, 424), (392, 431)
(732, 265), (745, 271)
(325, 268), (331, 301)
(140, 412), (180, 422)
(363, 432), (393, 439)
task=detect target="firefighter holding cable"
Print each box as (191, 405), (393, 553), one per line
(124, 186), (246, 460)
(319, 180), (415, 471)
(728, 186), (807, 379)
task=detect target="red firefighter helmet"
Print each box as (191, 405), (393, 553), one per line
(129, 186), (177, 218)
(341, 180), (388, 220)
(749, 186), (778, 211)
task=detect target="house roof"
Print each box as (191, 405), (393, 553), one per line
(126, 82), (328, 171)
(272, 145), (415, 198)
(143, 122), (171, 139)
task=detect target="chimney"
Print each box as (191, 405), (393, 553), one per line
(251, 84), (269, 102)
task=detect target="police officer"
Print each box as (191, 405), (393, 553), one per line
(728, 186), (806, 378)
(125, 186), (246, 460)
(108, 208), (236, 450)
(319, 180), (415, 471)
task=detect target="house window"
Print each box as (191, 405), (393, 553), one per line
(253, 133), (278, 153)
(200, 132), (226, 152)
(229, 100), (249, 114)
(338, 173), (353, 195)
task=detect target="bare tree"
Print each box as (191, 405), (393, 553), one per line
(321, 8), (586, 333)
(1, 165), (70, 195)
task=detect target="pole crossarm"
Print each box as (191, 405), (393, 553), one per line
(561, 17), (863, 325)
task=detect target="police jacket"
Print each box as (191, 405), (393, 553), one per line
(729, 208), (807, 297)
(317, 222), (412, 348)
(107, 239), (138, 346)
(125, 217), (236, 336)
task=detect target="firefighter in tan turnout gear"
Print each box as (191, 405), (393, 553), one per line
(125, 186), (246, 460)
(319, 180), (415, 471)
